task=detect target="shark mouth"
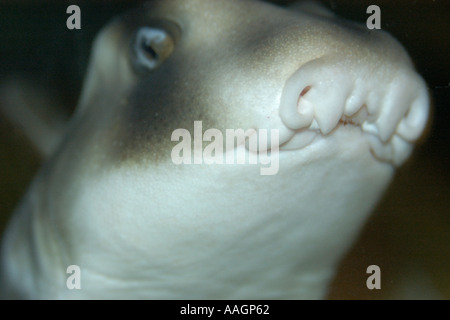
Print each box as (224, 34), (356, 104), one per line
(277, 57), (430, 166)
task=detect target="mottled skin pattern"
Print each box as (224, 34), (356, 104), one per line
(0, 0), (429, 299)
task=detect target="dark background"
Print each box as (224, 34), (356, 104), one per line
(0, 0), (448, 299)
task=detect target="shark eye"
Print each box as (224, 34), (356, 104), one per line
(132, 26), (175, 72)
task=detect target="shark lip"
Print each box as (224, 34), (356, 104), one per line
(277, 129), (318, 151)
(275, 111), (420, 166)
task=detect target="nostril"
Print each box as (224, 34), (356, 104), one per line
(296, 86), (312, 111)
(280, 58), (353, 134)
(299, 86), (312, 99)
(296, 86), (313, 115)
(279, 59), (333, 131)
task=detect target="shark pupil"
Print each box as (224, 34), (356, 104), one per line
(142, 41), (159, 61)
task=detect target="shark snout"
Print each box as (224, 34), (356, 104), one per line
(278, 56), (430, 166)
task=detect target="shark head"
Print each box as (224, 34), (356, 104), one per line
(1, 0), (429, 299)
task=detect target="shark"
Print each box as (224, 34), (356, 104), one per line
(0, 0), (429, 299)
